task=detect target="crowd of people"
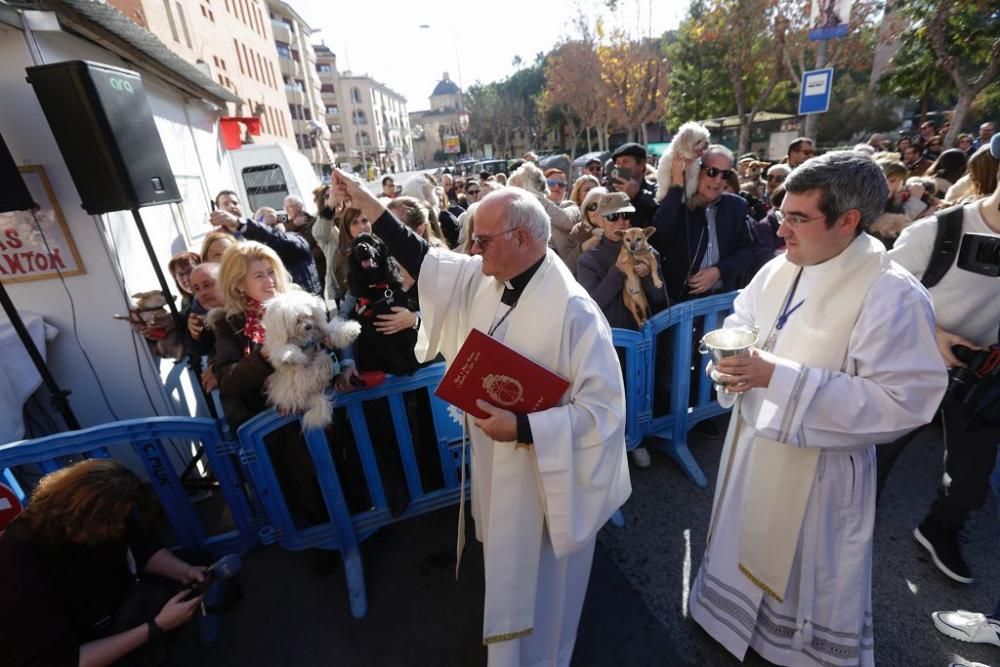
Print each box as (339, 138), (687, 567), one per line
(4, 117), (1000, 667)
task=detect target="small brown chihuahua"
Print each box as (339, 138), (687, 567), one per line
(608, 226), (662, 327)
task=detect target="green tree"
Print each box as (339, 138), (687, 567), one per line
(663, 1), (732, 130)
(884, 0), (1000, 145)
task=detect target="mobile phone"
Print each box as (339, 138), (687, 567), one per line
(611, 166), (633, 182)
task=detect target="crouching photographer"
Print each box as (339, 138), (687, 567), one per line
(0, 460), (213, 667)
(877, 134), (1000, 585)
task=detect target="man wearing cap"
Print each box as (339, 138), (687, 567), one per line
(332, 170), (631, 667)
(650, 144), (756, 302)
(877, 133), (1000, 586)
(584, 158), (603, 179)
(610, 142), (658, 231)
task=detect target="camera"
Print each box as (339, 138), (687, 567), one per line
(276, 213), (289, 225)
(958, 233), (1000, 277)
(946, 344), (1000, 405)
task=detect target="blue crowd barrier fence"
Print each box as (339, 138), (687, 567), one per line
(236, 363), (465, 618)
(0, 417), (258, 556)
(611, 291), (738, 488)
(0, 290), (736, 619)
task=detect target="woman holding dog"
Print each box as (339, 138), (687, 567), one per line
(576, 192), (668, 331)
(577, 191), (668, 470)
(209, 242), (331, 525)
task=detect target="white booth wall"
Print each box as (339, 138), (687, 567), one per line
(0, 23), (233, 431)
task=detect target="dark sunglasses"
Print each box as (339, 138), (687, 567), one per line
(702, 166), (733, 179)
(466, 189), (481, 195)
(603, 212), (633, 222)
(547, 179), (567, 188)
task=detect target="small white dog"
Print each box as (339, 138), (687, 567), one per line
(262, 290), (360, 429)
(656, 121), (711, 203)
(508, 162), (550, 198)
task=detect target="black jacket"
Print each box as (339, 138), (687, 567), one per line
(241, 218), (322, 296)
(651, 186), (755, 302)
(576, 238), (668, 330)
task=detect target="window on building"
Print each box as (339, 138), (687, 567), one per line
(175, 2), (193, 48)
(161, 0), (179, 42)
(290, 49), (300, 63)
(351, 87), (361, 103)
(355, 131), (370, 146)
(242, 164), (289, 211)
(353, 110), (367, 125)
(325, 105), (339, 115)
(288, 104), (299, 120)
(303, 107), (312, 121)
(294, 79), (305, 90)
(275, 41), (291, 59)
(329, 123), (341, 133)
(316, 64), (332, 73)
(321, 84), (335, 94)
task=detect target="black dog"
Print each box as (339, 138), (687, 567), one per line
(346, 232), (419, 376)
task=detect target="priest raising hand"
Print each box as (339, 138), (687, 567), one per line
(331, 167), (631, 667)
(473, 400), (519, 442)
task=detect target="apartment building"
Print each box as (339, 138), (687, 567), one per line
(108, 0), (295, 147)
(313, 44), (346, 164)
(338, 73), (413, 173)
(266, 0), (331, 174)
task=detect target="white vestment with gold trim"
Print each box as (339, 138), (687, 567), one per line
(418, 247), (631, 667)
(690, 237), (946, 667)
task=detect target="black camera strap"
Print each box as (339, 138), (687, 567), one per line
(921, 205), (965, 289)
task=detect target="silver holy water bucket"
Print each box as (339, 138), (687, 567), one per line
(699, 327), (758, 390)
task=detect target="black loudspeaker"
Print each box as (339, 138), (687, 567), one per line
(0, 133), (33, 213)
(25, 60), (181, 215)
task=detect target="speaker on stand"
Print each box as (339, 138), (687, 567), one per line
(25, 60), (220, 428)
(0, 132), (81, 431)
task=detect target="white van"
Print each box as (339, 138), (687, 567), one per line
(227, 143), (322, 213)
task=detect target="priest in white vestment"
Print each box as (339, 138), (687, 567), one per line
(689, 152), (948, 666)
(333, 171), (632, 667)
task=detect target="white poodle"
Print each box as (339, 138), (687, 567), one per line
(261, 290), (360, 429)
(656, 121), (711, 203)
(508, 162), (549, 198)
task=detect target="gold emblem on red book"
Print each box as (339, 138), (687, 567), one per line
(482, 374), (524, 407)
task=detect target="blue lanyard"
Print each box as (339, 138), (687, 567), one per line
(776, 269), (805, 331)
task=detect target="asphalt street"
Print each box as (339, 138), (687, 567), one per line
(169, 417), (998, 666)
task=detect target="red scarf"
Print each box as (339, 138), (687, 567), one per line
(243, 298), (266, 356)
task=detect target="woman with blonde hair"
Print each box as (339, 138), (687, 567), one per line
(1, 459), (207, 667)
(209, 241), (331, 524)
(200, 230), (237, 263)
(567, 186), (609, 270)
(569, 174), (601, 207)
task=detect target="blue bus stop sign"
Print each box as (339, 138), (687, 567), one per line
(798, 68), (833, 115)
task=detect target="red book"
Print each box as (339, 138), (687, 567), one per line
(435, 328), (570, 419)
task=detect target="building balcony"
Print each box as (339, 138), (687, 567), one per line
(278, 56), (297, 79)
(270, 18), (291, 41)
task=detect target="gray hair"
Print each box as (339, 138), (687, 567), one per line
(703, 144), (735, 166)
(486, 187), (550, 243)
(784, 150), (888, 230)
(284, 194), (304, 208)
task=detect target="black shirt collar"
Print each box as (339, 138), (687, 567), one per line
(501, 254), (545, 305)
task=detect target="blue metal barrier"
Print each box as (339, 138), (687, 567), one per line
(0, 417), (258, 556)
(610, 291), (737, 488)
(236, 363), (466, 618)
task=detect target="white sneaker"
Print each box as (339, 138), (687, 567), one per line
(629, 447), (651, 469)
(948, 662), (991, 667)
(932, 610), (1000, 647)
